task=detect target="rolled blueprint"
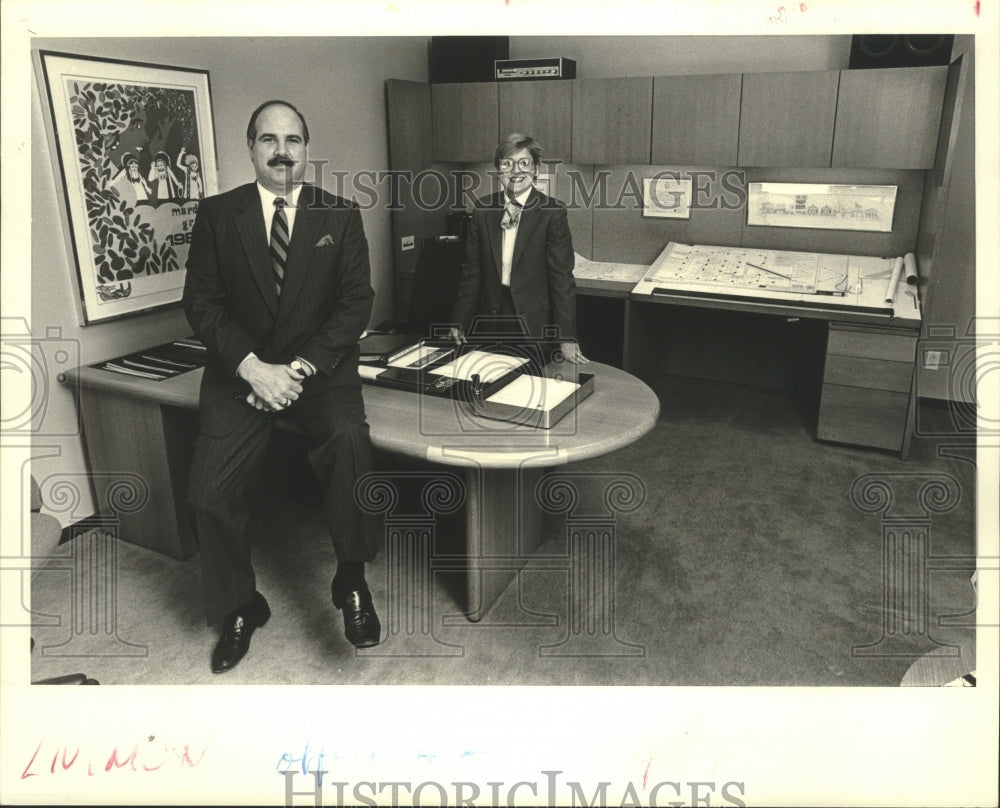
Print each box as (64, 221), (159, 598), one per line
(884, 256), (904, 304)
(903, 252), (919, 285)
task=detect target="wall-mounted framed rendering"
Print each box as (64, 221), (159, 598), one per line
(746, 182), (897, 233)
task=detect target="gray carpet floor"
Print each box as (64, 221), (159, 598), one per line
(29, 376), (978, 686)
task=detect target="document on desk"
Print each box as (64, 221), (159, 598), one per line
(573, 252), (649, 284)
(485, 374), (581, 411)
(92, 338), (207, 380)
(429, 350), (528, 383)
(387, 343), (454, 369)
(631, 242), (917, 320)
(645, 243), (824, 294)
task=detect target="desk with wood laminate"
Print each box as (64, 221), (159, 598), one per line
(572, 244), (922, 457)
(64, 359), (660, 621)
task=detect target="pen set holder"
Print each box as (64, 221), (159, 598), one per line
(464, 364), (595, 429)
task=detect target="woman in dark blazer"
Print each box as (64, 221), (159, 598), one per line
(451, 133), (586, 363)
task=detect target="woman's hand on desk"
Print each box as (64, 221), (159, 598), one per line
(559, 341), (588, 364)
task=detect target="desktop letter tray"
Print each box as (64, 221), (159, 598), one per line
(467, 371), (594, 429)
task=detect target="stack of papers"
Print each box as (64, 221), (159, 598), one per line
(573, 252), (649, 284)
(429, 350), (528, 383)
(485, 374), (581, 412)
(93, 338), (206, 381)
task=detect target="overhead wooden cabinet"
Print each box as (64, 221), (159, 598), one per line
(738, 70), (840, 167)
(498, 80), (572, 163)
(387, 79), (433, 171)
(832, 65), (949, 169)
(572, 77), (653, 164)
(431, 82), (499, 162)
(652, 73), (742, 166)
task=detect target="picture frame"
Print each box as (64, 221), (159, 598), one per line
(36, 50), (218, 325)
(746, 182), (897, 233)
(642, 176), (693, 219)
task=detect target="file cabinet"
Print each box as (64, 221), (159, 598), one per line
(817, 323), (918, 452)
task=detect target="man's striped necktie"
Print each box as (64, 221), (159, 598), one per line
(270, 197), (289, 295)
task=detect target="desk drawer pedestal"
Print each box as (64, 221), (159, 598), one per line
(77, 388), (198, 560)
(817, 324), (917, 453)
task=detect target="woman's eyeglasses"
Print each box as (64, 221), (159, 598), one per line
(498, 157), (534, 172)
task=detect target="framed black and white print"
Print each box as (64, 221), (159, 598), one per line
(36, 50), (218, 324)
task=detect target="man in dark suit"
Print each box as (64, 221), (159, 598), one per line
(451, 133), (586, 362)
(182, 100), (381, 673)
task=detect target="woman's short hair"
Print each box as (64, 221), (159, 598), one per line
(494, 133), (541, 169)
(246, 100), (311, 146)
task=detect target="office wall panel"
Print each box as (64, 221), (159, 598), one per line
(387, 80), (434, 288)
(552, 164), (594, 262)
(915, 45), (976, 403)
(591, 165), (744, 264)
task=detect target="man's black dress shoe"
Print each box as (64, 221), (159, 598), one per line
(331, 583), (381, 648)
(211, 592), (271, 674)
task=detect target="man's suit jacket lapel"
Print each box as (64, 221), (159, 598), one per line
(276, 184), (323, 320)
(234, 185), (279, 318)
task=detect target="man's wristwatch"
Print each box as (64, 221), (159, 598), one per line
(290, 359), (308, 375)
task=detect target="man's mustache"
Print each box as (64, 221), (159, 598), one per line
(268, 156), (295, 167)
